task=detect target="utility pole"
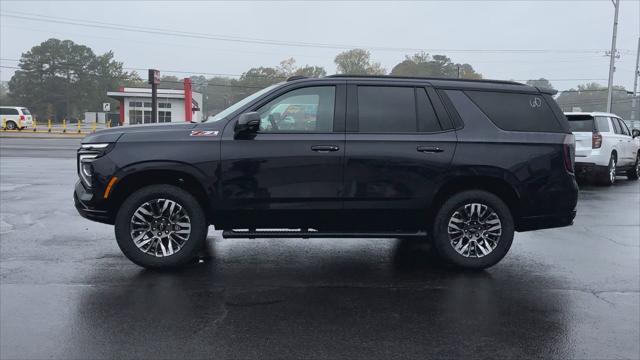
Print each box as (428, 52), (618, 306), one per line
(632, 37), (640, 121)
(606, 0), (620, 113)
(148, 69), (159, 124)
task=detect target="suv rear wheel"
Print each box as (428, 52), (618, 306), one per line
(627, 153), (639, 180)
(5, 121), (17, 130)
(114, 184), (207, 269)
(431, 190), (514, 270)
(598, 154), (617, 186)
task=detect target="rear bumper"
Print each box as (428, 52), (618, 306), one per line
(74, 181), (113, 224)
(575, 162), (606, 176)
(517, 209), (577, 232)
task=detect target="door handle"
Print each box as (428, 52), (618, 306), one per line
(417, 145), (444, 153)
(311, 145), (340, 152)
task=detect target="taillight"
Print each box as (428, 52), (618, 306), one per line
(19, 115), (25, 121)
(563, 134), (575, 174)
(592, 132), (602, 149)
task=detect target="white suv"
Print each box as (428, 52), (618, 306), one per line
(0, 106), (34, 130)
(566, 112), (640, 185)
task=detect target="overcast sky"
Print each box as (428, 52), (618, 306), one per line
(1, 0), (639, 92)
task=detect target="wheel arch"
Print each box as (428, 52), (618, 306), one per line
(429, 175), (522, 227)
(108, 163), (213, 222)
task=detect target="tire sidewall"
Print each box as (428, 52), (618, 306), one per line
(6, 121), (17, 130)
(432, 190), (514, 269)
(114, 185), (207, 269)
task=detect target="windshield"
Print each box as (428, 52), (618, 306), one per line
(205, 83), (282, 123)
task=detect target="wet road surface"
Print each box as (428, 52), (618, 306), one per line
(0, 140), (639, 359)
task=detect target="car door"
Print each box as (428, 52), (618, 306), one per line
(343, 82), (456, 213)
(615, 117), (634, 165)
(220, 82), (346, 211)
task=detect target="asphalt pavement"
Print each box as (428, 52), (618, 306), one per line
(0, 137), (639, 359)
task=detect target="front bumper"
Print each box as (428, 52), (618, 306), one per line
(74, 180), (113, 224)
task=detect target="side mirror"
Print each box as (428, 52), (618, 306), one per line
(632, 129), (640, 138)
(235, 112), (260, 136)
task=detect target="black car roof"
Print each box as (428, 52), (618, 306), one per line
(286, 75), (552, 94)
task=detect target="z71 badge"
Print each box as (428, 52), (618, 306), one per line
(190, 130), (219, 137)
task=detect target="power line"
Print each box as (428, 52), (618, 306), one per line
(0, 10), (630, 55)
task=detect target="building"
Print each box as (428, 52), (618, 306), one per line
(107, 78), (203, 125)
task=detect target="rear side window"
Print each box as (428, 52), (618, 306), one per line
(611, 117), (622, 134)
(0, 108), (19, 115)
(416, 88), (441, 132)
(566, 115), (594, 132)
(616, 118), (630, 136)
(357, 86), (416, 132)
(595, 117), (610, 132)
(466, 91), (562, 132)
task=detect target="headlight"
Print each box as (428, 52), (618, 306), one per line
(77, 143), (112, 188)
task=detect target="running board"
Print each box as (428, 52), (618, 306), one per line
(222, 229), (428, 239)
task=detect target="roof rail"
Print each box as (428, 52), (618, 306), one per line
(324, 74), (524, 86)
(286, 75), (308, 82)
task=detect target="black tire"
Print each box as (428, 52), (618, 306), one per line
(627, 153), (639, 180)
(5, 121), (17, 130)
(431, 190), (514, 270)
(597, 154), (617, 186)
(114, 184), (207, 269)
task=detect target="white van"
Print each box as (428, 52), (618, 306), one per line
(0, 106), (34, 130)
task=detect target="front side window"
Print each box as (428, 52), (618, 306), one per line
(357, 86), (416, 132)
(0, 108), (19, 115)
(257, 86), (335, 132)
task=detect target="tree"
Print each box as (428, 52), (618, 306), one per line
(334, 49), (386, 75)
(7, 39), (135, 120)
(555, 82), (632, 117)
(526, 78), (554, 90)
(390, 52), (482, 79)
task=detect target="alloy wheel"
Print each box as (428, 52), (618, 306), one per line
(447, 203), (502, 258)
(130, 198), (191, 257)
(609, 158), (616, 184)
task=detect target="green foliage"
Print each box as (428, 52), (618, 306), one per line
(391, 52), (482, 79)
(334, 49), (386, 75)
(7, 38), (138, 120)
(555, 83), (632, 117)
(526, 78), (554, 90)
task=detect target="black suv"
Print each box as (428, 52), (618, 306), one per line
(75, 75), (578, 269)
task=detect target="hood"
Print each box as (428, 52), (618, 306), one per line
(81, 122), (201, 144)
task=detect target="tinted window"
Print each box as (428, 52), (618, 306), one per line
(466, 91), (562, 132)
(358, 86), (416, 132)
(257, 86), (335, 132)
(566, 115), (594, 132)
(611, 117), (621, 134)
(0, 108), (19, 115)
(416, 88), (442, 132)
(595, 117), (610, 132)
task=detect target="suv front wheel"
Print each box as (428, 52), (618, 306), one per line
(431, 190), (514, 270)
(114, 185), (207, 269)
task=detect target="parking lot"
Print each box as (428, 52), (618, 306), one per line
(1, 135), (639, 359)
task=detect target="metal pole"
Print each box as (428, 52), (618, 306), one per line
(606, 0), (620, 113)
(632, 37), (640, 121)
(151, 82), (158, 124)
